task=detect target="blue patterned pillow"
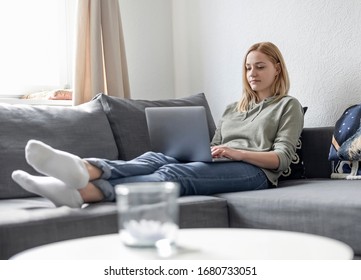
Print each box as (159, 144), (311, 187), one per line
(329, 104), (361, 179)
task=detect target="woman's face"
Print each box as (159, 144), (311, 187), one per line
(246, 50), (279, 98)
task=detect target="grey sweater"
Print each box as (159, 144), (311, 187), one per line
(211, 95), (304, 186)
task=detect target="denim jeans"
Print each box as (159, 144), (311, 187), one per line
(86, 152), (270, 202)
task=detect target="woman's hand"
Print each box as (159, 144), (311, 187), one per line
(211, 146), (238, 160)
(211, 145), (280, 169)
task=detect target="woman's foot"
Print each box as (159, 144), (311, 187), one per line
(25, 140), (89, 189)
(12, 170), (83, 208)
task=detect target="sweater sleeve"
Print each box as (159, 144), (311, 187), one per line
(272, 98), (304, 172)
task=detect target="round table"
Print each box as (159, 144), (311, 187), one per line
(11, 228), (353, 260)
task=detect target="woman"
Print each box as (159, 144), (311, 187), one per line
(12, 42), (304, 208)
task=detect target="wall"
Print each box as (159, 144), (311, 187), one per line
(119, 0), (174, 100)
(120, 0), (361, 127)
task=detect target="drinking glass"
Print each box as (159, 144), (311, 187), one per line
(115, 182), (180, 247)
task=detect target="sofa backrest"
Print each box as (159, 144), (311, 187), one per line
(302, 127), (334, 178)
(95, 93), (216, 160)
(0, 99), (118, 199)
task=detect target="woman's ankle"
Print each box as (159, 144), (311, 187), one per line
(78, 183), (104, 203)
(84, 161), (103, 181)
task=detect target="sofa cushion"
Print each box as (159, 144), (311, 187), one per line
(178, 195), (229, 228)
(216, 179), (361, 256)
(0, 100), (118, 199)
(0, 199), (119, 260)
(0, 195), (228, 259)
(95, 93), (216, 160)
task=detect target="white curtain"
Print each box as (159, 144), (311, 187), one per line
(73, 0), (130, 105)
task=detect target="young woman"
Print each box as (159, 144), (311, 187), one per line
(12, 42), (304, 208)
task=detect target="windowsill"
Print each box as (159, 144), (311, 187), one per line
(0, 98), (72, 106)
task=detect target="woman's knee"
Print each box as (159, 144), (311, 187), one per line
(155, 163), (190, 181)
(136, 151), (166, 162)
(135, 152), (179, 166)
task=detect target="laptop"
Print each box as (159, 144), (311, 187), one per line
(145, 106), (230, 162)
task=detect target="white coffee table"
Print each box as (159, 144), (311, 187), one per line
(11, 228), (353, 260)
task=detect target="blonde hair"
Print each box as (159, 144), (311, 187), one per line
(237, 42), (290, 112)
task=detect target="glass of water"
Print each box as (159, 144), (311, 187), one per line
(115, 182), (180, 247)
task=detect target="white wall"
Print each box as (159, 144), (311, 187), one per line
(121, 0), (361, 127)
(119, 0), (174, 100)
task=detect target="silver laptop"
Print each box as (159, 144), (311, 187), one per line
(145, 106), (228, 162)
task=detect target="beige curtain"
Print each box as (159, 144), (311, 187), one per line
(73, 0), (130, 105)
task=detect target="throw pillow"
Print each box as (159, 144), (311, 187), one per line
(96, 93), (216, 160)
(21, 89), (72, 100)
(279, 107), (308, 181)
(0, 99), (118, 199)
(279, 135), (305, 180)
(329, 104), (361, 179)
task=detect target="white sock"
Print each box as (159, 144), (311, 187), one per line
(12, 170), (84, 208)
(25, 140), (89, 189)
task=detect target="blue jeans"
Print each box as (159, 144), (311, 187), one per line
(86, 152), (270, 202)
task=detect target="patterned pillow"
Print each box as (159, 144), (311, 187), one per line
(279, 107), (308, 181)
(279, 134), (305, 180)
(21, 89), (72, 100)
(329, 104), (361, 179)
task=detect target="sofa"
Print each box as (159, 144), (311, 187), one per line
(0, 93), (360, 260)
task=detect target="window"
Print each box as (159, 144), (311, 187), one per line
(0, 0), (75, 98)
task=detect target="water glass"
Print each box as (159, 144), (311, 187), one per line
(115, 182), (180, 247)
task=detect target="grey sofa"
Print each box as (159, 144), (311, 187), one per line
(0, 93), (360, 260)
